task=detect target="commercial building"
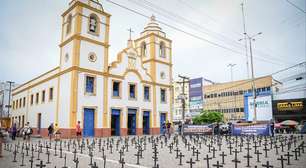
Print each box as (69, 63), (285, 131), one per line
(272, 62), (306, 123)
(11, 0), (173, 137)
(203, 76), (273, 121)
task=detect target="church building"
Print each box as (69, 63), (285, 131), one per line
(10, 0), (173, 137)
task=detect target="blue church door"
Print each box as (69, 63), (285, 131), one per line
(83, 108), (95, 137)
(128, 109), (137, 135)
(160, 113), (166, 134)
(143, 111), (150, 135)
(111, 109), (120, 136)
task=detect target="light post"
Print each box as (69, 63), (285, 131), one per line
(6, 81), (14, 118)
(0, 90), (4, 124)
(227, 63), (236, 81)
(239, 32), (262, 123)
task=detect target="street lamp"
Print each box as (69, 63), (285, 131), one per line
(6, 81), (14, 118)
(227, 63), (236, 81)
(239, 32), (262, 123)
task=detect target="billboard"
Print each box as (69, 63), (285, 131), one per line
(183, 124), (213, 135)
(232, 124), (271, 136)
(244, 93), (273, 121)
(189, 78), (203, 116)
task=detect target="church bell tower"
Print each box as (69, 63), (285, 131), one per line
(135, 16), (173, 130)
(57, 0), (111, 131)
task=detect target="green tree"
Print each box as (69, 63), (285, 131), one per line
(192, 110), (223, 124)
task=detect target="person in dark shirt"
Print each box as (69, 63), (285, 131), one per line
(48, 123), (54, 141)
(11, 123), (17, 140)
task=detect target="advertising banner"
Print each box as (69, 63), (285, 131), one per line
(232, 124), (271, 136)
(189, 78), (203, 116)
(244, 93), (273, 121)
(183, 125), (213, 135)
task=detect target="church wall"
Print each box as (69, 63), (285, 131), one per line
(11, 91), (28, 127)
(58, 72), (72, 129)
(143, 63), (150, 73)
(155, 85), (171, 127)
(108, 73), (154, 134)
(25, 78), (58, 136)
(79, 40), (105, 72)
(77, 72), (104, 129)
(156, 64), (171, 85)
(81, 8), (107, 43)
(60, 41), (73, 70)
(12, 76), (58, 132)
(13, 68), (60, 95)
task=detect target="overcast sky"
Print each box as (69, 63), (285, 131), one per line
(0, 0), (305, 85)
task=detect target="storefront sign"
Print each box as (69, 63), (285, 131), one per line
(232, 124), (270, 136)
(183, 125), (213, 135)
(277, 101), (303, 111)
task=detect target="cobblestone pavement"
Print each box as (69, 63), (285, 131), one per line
(1, 134), (306, 168)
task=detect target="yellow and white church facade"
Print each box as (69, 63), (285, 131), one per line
(11, 0), (173, 137)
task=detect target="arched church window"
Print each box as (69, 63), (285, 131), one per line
(66, 14), (72, 35)
(88, 14), (99, 34)
(159, 42), (166, 58)
(141, 42), (147, 57)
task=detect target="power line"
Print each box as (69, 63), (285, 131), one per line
(286, 0), (306, 13)
(174, 0), (296, 65)
(271, 61), (306, 75)
(176, 0), (242, 36)
(203, 61), (305, 94)
(136, 0), (245, 49)
(104, 0), (291, 66)
(134, 0), (292, 66)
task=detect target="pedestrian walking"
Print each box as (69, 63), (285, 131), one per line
(0, 129), (3, 158)
(161, 121), (166, 136)
(11, 123), (17, 140)
(271, 122), (275, 137)
(48, 123), (54, 141)
(76, 121), (81, 138)
(178, 121), (182, 135)
(166, 120), (171, 137)
(23, 122), (32, 141)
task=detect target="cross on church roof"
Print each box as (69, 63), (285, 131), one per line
(127, 28), (134, 40)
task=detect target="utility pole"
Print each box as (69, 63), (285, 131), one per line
(0, 90), (4, 123)
(241, 2), (250, 79)
(227, 63), (236, 81)
(239, 32), (262, 123)
(6, 81), (14, 118)
(177, 75), (190, 123)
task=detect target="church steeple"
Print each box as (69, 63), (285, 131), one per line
(141, 15), (166, 38)
(69, 0), (104, 11)
(134, 16), (172, 84)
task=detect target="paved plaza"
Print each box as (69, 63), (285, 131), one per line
(1, 134), (306, 168)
